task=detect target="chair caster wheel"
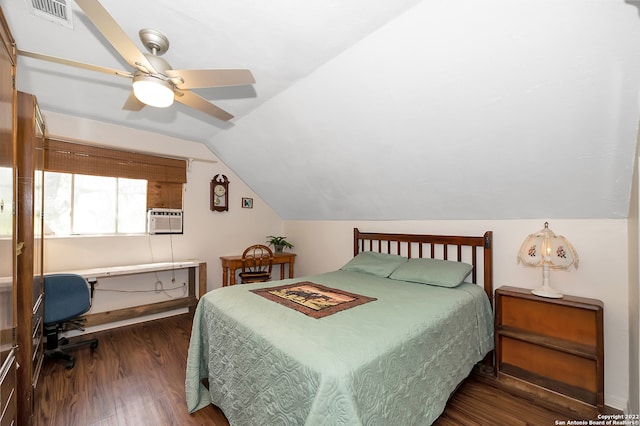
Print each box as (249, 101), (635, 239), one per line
(59, 337), (69, 345)
(66, 358), (75, 369)
(90, 341), (98, 349)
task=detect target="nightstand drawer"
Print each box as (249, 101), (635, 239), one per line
(500, 296), (598, 347)
(499, 335), (598, 404)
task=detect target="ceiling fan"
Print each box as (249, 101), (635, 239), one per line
(17, 0), (255, 122)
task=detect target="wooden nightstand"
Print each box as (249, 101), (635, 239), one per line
(494, 286), (604, 416)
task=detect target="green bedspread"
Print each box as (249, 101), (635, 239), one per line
(186, 270), (493, 425)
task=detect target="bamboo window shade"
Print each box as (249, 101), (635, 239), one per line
(44, 139), (186, 209)
(44, 139), (186, 182)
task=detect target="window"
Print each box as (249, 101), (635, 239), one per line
(43, 139), (186, 236)
(0, 167), (12, 236)
(44, 172), (147, 235)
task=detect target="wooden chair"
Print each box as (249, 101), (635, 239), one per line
(239, 244), (274, 284)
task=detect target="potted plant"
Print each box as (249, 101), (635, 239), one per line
(266, 235), (294, 253)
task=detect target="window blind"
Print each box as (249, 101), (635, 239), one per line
(44, 139), (187, 183)
(44, 138), (186, 209)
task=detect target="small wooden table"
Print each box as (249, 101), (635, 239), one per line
(220, 252), (296, 286)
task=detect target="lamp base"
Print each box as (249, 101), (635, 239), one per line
(531, 286), (564, 299)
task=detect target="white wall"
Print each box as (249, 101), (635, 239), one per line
(285, 219), (630, 411)
(207, 0), (640, 222)
(630, 149), (640, 415)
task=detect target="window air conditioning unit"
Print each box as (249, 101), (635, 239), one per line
(147, 208), (183, 234)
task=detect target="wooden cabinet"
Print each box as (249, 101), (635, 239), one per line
(0, 5), (16, 426)
(495, 286), (604, 416)
(15, 91), (45, 426)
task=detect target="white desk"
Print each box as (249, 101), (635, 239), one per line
(1, 260), (207, 328)
(55, 260), (203, 281)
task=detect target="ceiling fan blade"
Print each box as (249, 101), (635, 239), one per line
(174, 90), (234, 121)
(122, 92), (146, 111)
(165, 69), (255, 89)
(75, 0), (157, 73)
(17, 49), (133, 78)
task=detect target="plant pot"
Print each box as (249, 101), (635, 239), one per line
(274, 245), (284, 253)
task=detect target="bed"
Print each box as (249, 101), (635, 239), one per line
(186, 228), (494, 425)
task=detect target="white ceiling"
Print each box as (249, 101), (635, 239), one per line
(3, 0), (640, 220)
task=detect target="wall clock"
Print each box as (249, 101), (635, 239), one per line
(210, 174), (229, 212)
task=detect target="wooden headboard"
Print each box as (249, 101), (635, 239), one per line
(353, 228), (494, 305)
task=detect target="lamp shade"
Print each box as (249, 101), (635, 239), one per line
(132, 74), (174, 108)
(518, 222), (578, 270)
(517, 222), (578, 298)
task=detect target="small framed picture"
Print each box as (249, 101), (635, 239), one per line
(242, 197), (253, 209)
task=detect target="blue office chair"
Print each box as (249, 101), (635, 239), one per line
(44, 274), (98, 369)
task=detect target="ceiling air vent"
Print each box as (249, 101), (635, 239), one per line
(26, 0), (74, 28)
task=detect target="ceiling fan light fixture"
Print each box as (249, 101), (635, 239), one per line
(132, 74), (174, 108)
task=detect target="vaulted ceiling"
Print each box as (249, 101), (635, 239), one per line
(4, 0), (640, 220)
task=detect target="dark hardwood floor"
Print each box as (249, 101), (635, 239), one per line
(35, 313), (226, 426)
(34, 313), (609, 426)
